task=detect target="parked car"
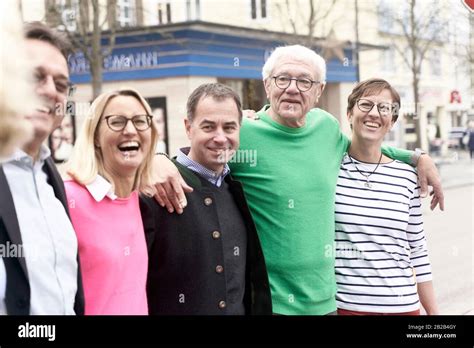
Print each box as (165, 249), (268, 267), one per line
(448, 127), (467, 149)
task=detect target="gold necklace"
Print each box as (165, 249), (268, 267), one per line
(347, 152), (383, 189)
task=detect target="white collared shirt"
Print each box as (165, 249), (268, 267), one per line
(85, 175), (117, 202)
(0, 146), (78, 315)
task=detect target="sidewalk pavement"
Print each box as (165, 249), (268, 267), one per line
(433, 150), (473, 190)
(433, 150), (473, 316)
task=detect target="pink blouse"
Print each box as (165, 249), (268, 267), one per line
(65, 179), (148, 315)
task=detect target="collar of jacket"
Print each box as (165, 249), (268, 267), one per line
(172, 158), (236, 190)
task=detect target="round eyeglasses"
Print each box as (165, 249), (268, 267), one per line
(272, 75), (320, 92)
(104, 114), (153, 132)
(356, 99), (394, 117)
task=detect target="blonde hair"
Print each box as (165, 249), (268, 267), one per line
(66, 88), (158, 195)
(0, 3), (36, 159)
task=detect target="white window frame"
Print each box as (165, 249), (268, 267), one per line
(378, 0), (408, 35)
(117, 0), (136, 27)
(250, 0), (269, 21)
(57, 0), (80, 32)
(430, 49), (441, 76)
(158, 1), (172, 24)
(381, 47), (396, 73)
(186, 0), (201, 21)
(378, 0), (394, 33)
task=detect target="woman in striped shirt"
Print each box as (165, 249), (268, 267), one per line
(335, 78), (438, 315)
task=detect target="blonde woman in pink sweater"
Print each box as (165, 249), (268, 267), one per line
(64, 89), (157, 314)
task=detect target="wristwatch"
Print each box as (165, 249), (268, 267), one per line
(411, 148), (426, 167)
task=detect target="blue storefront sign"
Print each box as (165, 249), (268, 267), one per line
(68, 24), (357, 84)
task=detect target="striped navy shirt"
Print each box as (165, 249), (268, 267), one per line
(335, 154), (432, 313)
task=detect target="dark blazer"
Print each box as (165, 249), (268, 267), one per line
(0, 157), (84, 315)
(140, 162), (272, 315)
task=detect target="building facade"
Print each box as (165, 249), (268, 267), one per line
(20, 0), (473, 155)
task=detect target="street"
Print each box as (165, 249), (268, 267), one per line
(422, 151), (473, 314)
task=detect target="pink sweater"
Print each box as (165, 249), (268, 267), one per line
(65, 180), (148, 315)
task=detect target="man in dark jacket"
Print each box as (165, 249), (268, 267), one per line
(0, 22), (84, 315)
(140, 83), (271, 315)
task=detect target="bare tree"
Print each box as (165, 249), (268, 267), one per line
(275, 0), (339, 47)
(46, 0), (118, 98)
(379, 0), (449, 148)
(45, 0), (178, 99)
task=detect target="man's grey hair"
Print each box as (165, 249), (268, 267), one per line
(262, 45), (327, 83)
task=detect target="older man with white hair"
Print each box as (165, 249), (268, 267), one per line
(154, 45), (444, 315)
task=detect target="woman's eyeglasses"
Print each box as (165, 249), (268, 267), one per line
(104, 114), (153, 132)
(356, 99), (395, 117)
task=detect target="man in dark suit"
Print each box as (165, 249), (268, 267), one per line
(0, 22), (84, 315)
(140, 83), (271, 315)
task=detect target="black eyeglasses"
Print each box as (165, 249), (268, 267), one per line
(272, 75), (320, 92)
(104, 114), (153, 132)
(34, 69), (74, 97)
(356, 99), (394, 117)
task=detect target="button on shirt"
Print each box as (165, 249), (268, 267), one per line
(0, 146), (78, 315)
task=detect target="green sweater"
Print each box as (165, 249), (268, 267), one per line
(229, 105), (412, 315)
